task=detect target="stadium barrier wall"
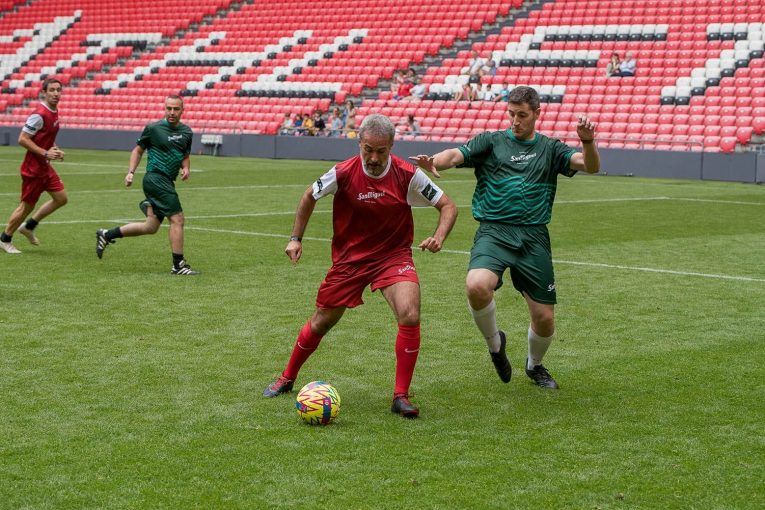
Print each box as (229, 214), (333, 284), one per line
(757, 154), (765, 184)
(1, 126), (763, 184)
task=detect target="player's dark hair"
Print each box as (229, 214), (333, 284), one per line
(41, 78), (62, 92)
(166, 94), (184, 106)
(508, 86), (540, 111)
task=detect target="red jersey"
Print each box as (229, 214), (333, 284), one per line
(20, 101), (60, 177)
(312, 154), (443, 265)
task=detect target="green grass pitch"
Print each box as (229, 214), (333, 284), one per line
(1, 146), (763, 509)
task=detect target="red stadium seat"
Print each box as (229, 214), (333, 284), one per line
(719, 137), (737, 153)
(736, 127), (753, 145)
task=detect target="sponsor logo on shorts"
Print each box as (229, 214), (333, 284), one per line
(357, 190), (385, 201)
(547, 283), (556, 292)
(398, 264), (416, 274)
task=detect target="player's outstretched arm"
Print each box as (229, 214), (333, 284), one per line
(570, 115), (600, 174)
(285, 185), (317, 265)
(418, 193), (458, 253)
(409, 148), (464, 178)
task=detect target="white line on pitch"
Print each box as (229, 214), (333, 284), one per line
(182, 226), (765, 284)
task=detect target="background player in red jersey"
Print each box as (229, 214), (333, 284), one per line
(263, 114), (458, 418)
(1, 78), (67, 254)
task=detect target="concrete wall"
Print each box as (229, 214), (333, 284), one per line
(1, 125), (763, 183)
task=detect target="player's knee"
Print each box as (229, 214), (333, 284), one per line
(310, 313), (341, 335)
(465, 279), (492, 303)
(144, 218), (161, 234)
(310, 320), (334, 336)
(532, 313), (555, 336)
(398, 308), (420, 326)
(55, 194), (68, 207)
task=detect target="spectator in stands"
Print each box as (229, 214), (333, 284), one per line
(407, 77), (427, 101)
(409, 85), (600, 391)
(395, 78), (414, 100)
(390, 69), (406, 96)
(311, 110), (326, 136)
(262, 113), (458, 419)
(407, 115), (422, 137)
(1, 78), (67, 255)
(293, 113), (304, 135)
(494, 82), (511, 102)
(301, 113), (314, 136)
(616, 52), (636, 77)
(329, 107), (345, 137)
(605, 53), (621, 77)
(463, 50), (485, 76)
(453, 81), (477, 102)
(344, 100), (357, 137)
(478, 84), (497, 101)
(95, 95), (198, 275)
(481, 59), (497, 77)
(397, 114), (422, 137)
(280, 113), (294, 135)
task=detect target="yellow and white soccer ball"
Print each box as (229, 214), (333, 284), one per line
(295, 381), (341, 425)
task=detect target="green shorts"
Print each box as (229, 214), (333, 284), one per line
(468, 222), (557, 305)
(141, 171), (182, 223)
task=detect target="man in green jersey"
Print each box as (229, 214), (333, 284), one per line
(411, 86), (600, 389)
(95, 95), (198, 275)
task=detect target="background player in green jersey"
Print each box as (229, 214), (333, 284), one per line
(411, 86), (600, 389)
(95, 95), (198, 275)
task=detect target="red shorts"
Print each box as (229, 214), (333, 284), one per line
(21, 169), (65, 205)
(316, 252), (420, 309)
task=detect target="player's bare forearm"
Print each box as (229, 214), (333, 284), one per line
(128, 146), (144, 173)
(571, 144), (601, 174)
(572, 115), (600, 174)
(409, 148), (464, 179)
(581, 143), (600, 174)
(285, 186), (317, 264)
(432, 148), (464, 171)
(181, 155), (191, 180)
(18, 132), (63, 159)
(419, 194), (458, 252)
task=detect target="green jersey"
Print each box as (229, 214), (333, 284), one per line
(458, 130), (577, 225)
(136, 119), (193, 181)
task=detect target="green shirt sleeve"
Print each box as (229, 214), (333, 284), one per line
(551, 138), (577, 177)
(183, 126), (193, 156)
(457, 132), (493, 168)
(136, 124), (152, 149)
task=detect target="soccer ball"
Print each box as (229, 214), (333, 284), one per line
(295, 381), (341, 425)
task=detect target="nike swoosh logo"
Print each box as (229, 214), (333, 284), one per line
(404, 348), (419, 354)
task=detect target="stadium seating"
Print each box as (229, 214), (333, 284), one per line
(0, 0), (762, 153)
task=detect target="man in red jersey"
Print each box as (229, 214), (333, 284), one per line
(263, 114), (458, 418)
(0, 78), (67, 254)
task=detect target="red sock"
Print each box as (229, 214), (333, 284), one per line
(394, 324), (420, 396)
(283, 320), (324, 380)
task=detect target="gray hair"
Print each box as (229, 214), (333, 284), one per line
(358, 113), (395, 141)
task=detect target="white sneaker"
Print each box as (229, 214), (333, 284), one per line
(18, 224), (39, 245)
(0, 240), (21, 254)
